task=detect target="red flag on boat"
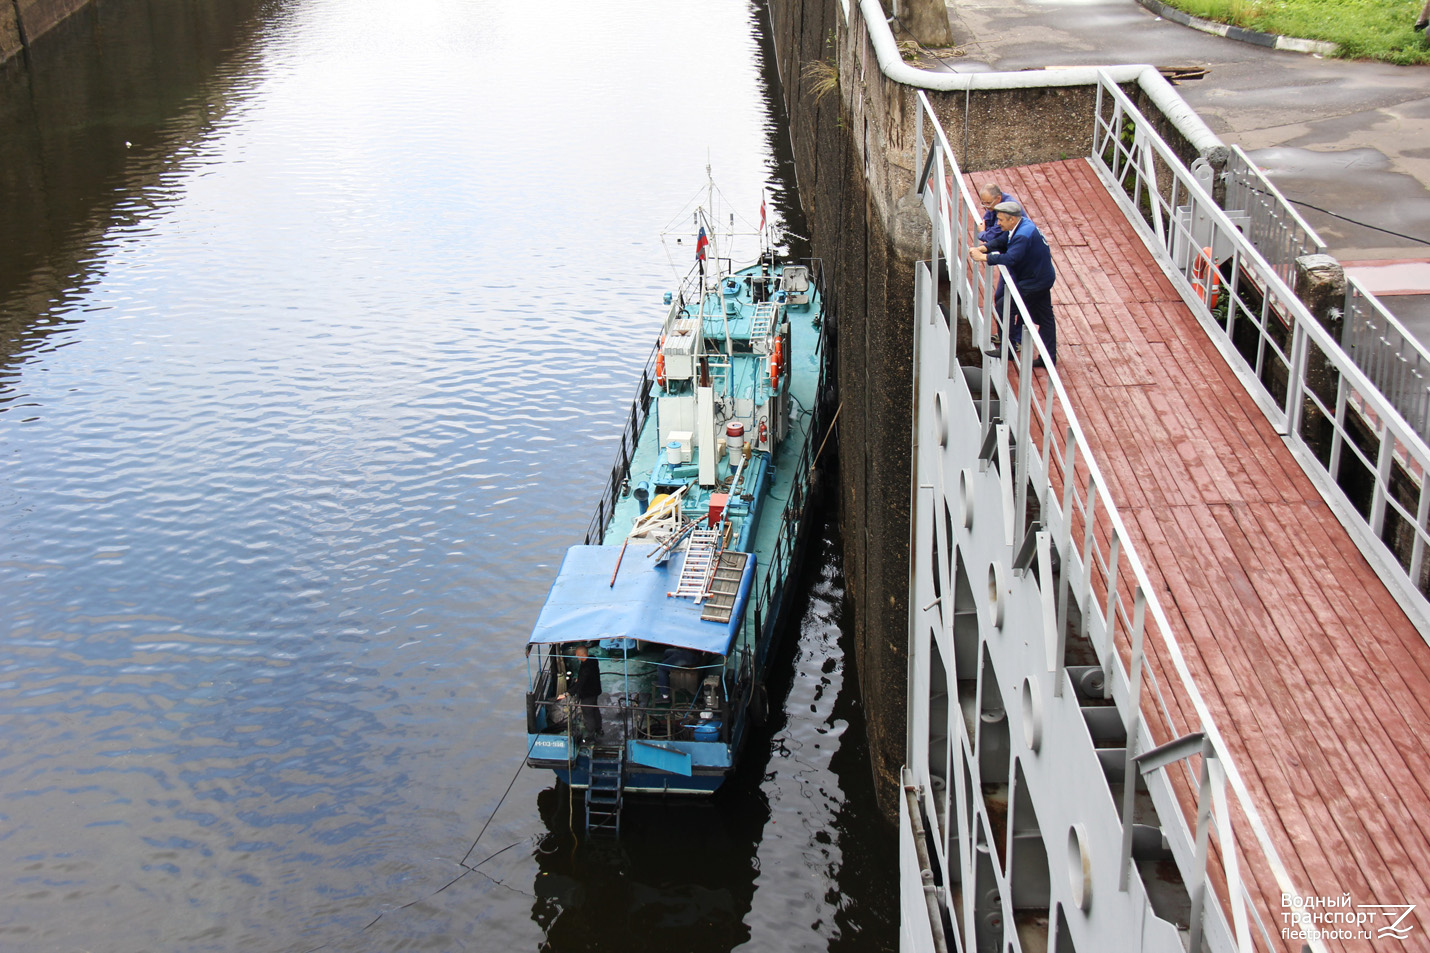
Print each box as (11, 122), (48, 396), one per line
(759, 196), (767, 233)
(695, 226), (709, 261)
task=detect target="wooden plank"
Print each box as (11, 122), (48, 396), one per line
(1111, 381), (1192, 511)
(1242, 503), (1430, 806)
(1211, 504), (1430, 902)
(969, 162), (1430, 939)
(1271, 500), (1430, 721)
(1060, 375), (1150, 512)
(1129, 506), (1334, 902)
(1163, 505), (1385, 903)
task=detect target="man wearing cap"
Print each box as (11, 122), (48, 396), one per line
(970, 200), (1057, 367)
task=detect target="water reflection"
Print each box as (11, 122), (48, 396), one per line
(0, 0), (269, 351)
(527, 509), (896, 953)
(0, 0), (893, 949)
(532, 791), (764, 951)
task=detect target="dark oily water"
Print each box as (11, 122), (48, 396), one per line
(0, 1), (894, 950)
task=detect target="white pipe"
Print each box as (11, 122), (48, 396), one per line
(854, 0), (1225, 160)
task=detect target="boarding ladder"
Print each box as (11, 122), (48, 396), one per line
(670, 528), (721, 601)
(584, 744), (625, 834)
(750, 302), (779, 351)
(700, 551), (749, 624)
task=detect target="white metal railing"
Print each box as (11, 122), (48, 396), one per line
(1091, 71), (1430, 628)
(1222, 145), (1430, 446)
(915, 88), (1320, 953)
(1221, 145), (1326, 288)
(1342, 276), (1430, 444)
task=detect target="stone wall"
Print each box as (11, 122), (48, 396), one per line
(0, 0), (265, 324)
(2, 0), (92, 63)
(766, 0), (1215, 820)
(0, 5), (21, 62)
(769, 0), (913, 823)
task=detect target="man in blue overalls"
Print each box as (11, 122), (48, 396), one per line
(971, 201), (1057, 368)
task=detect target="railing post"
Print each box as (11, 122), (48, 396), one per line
(1078, 476), (1099, 643)
(1015, 303), (1035, 552)
(1039, 529), (1060, 679)
(1100, 533), (1122, 699)
(1370, 421), (1395, 536)
(1093, 76), (1105, 162)
(998, 422), (1015, 550)
(1117, 586), (1147, 891)
(1285, 322), (1308, 438)
(1208, 757), (1254, 953)
(1187, 742), (1216, 953)
(1412, 480), (1430, 583)
(1329, 375), (1348, 481)
(1054, 429), (1078, 697)
(1040, 377), (1057, 503)
(915, 96), (925, 199)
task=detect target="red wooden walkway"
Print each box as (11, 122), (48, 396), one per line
(977, 159), (1430, 950)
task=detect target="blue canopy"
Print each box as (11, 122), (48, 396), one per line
(526, 543), (755, 655)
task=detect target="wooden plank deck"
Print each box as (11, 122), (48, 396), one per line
(971, 159), (1430, 950)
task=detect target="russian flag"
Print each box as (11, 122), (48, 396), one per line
(695, 226), (709, 261)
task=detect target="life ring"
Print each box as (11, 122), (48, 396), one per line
(769, 338), (783, 391)
(1192, 246), (1221, 310)
(655, 336), (667, 387)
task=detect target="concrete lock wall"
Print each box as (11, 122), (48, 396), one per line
(2, 0), (94, 63)
(767, 0), (1214, 820)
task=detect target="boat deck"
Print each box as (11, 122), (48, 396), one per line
(974, 159), (1430, 944)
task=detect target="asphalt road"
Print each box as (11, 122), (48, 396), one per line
(925, 0), (1430, 330)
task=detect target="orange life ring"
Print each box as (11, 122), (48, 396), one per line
(769, 338), (783, 391)
(655, 336), (667, 387)
(1192, 246), (1221, 310)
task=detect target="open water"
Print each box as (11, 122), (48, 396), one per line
(0, 1), (895, 950)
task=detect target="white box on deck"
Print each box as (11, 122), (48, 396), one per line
(668, 430), (693, 463)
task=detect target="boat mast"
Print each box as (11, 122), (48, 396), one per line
(700, 162), (734, 377)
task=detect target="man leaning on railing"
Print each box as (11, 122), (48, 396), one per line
(971, 201), (1059, 369)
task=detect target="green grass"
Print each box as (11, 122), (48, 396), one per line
(1165, 0), (1430, 63)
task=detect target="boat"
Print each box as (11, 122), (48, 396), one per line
(524, 181), (828, 828)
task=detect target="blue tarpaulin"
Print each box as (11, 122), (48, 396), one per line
(526, 543), (754, 655)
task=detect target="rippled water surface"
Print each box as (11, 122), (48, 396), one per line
(0, 1), (895, 950)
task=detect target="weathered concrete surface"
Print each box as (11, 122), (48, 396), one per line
(935, 0), (1430, 334)
(770, 0), (916, 821)
(0, 6), (22, 62)
(2, 0), (92, 63)
(1295, 253), (1349, 328)
(898, 0), (955, 46)
(16, 0), (88, 44)
(1, 0), (265, 333)
(768, 0), (1219, 820)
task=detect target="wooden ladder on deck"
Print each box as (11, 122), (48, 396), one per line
(701, 551), (749, 623)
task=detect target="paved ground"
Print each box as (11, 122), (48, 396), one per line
(922, 0), (1430, 331)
